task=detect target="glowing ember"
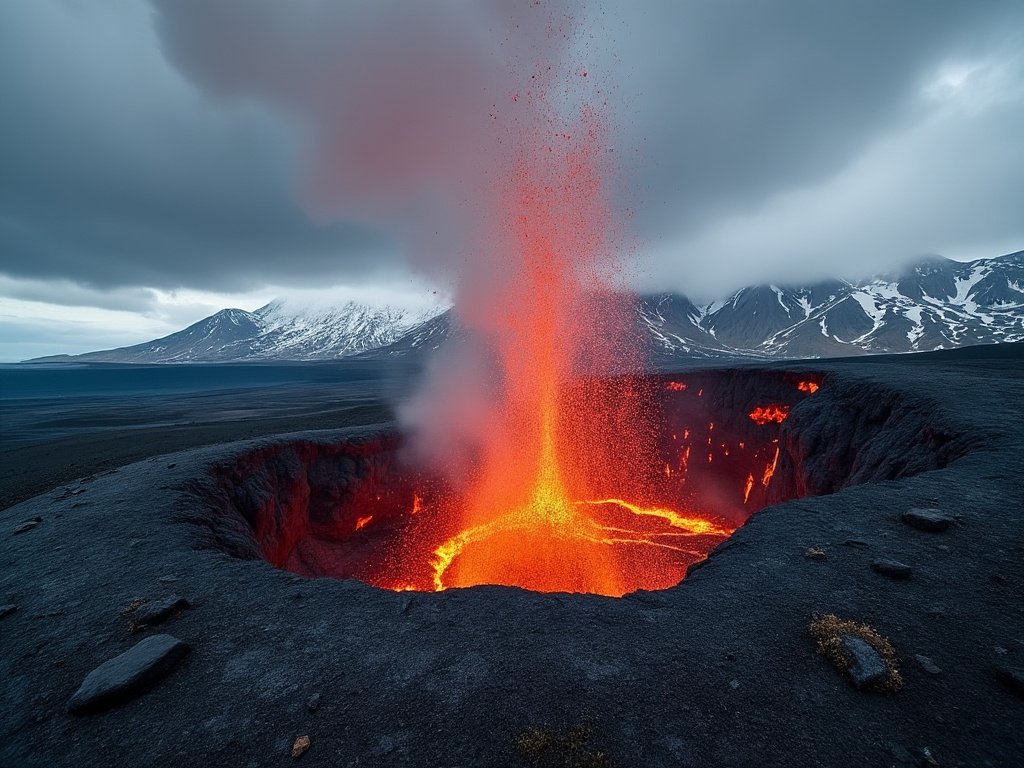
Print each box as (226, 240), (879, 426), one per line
(355, 515), (373, 531)
(798, 380), (820, 394)
(762, 442), (781, 487)
(749, 404), (791, 425)
(366, 9), (749, 597)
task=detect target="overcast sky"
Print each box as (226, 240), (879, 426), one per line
(2, 0), (1022, 361)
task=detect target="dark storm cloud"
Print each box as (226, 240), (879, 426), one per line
(0, 1), (391, 292)
(599, 1), (1016, 233)
(1, 1), (1022, 299)
(589, 0), (1024, 294)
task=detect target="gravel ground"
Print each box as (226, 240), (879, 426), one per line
(1, 348), (1022, 767)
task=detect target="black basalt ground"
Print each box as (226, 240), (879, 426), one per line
(1, 347), (1023, 767)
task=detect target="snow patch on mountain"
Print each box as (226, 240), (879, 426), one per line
(27, 250), (1024, 364)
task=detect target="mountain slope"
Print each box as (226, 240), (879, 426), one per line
(30, 302), (442, 363)
(27, 250), (1024, 363)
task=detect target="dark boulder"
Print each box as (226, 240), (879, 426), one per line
(840, 635), (888, 689)
(901, 508), (953, 533)
(133, 596), (190, 627)
(66, 634), (190, 715)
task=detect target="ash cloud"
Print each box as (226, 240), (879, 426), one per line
(150, 0), (577, 286)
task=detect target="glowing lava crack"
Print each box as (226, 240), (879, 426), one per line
(429, 418), (735, 596)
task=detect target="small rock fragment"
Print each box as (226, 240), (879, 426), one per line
(306, 693), (321, 712)
(872, 559), (912, 579)
(0, 604), (17, 620)
(292, 735), (311, 759)
(842, 538), (869, 548)
(914, 746), (939, 766)
(805, 547), (827, 561)
(993, 666), (1024, 699)
(729, 679), (740, 690)
(158, 575), (178, 583)
(902, 508), (953, 533)
(13, 517), (42, 534)
(66, 634), (190, 715)
(914, 654), (941, 675)
(840, 635), (888, 689)
(886, 743), (913, 763)
(132, 596), (190, 628)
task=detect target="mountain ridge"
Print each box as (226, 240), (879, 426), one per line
(27, 250), (1024, 363)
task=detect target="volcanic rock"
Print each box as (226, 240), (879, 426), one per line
(993, 666), (1024, 699)
(902, 508), (954, 532)
(306, 693), (321, 712)
(840, 635), (888, 690)
(805, 547), (827, 561)
(292, 735), (310, 759)
(13, 517), (42, 534)
(839, 635), (888, 690)
(872, 559), (913, 579)
(914, 655), (942, 675)
(66, 634), (190, 715)
(132, 596), (190, 627)
(0, 604), (16, 620)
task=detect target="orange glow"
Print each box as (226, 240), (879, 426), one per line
(355, 515), (373, 531)
(762, 442), (781, 487)
(412, 494), (422, 514)
(743, 473), (755, 504)
(798, 380), (820, 394)
(749, 404), (791, 425)
(362, 21), (749, 597)
(412, 88), (739, 595)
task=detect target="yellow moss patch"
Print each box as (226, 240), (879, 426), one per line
(515, 725), (612, 767)
(808, 613), (903, 692)
(120, 597), (150, 634)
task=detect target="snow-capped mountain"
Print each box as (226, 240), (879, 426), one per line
(369, 250), (1024, 360)
(639, 250), (1024, 359)
(30, 300), (443, 363)
(28, 250), (1024, 363)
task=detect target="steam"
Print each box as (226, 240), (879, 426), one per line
(152, 0), (608, 478)
(152, 0), (576, 277)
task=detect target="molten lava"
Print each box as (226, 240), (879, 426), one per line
(749, 404), (791, 425)
(370, 10), (814, 597)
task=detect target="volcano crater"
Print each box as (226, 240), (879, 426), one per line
(188, 369), (971, 595)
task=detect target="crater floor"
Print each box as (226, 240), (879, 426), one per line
(2, 347), (1023, 767)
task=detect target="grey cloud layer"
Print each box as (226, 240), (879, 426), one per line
(0, 2), (389, 292)
(1, 1), (1022, 299)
